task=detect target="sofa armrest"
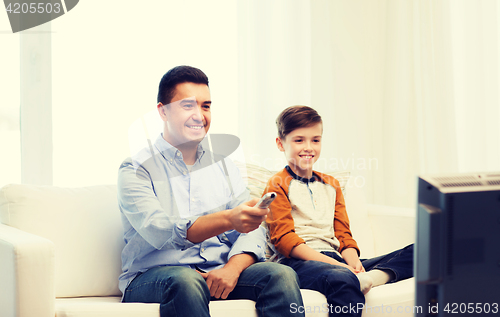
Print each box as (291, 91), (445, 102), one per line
(366, 204), (416, 257)
(0, 224), (55, 317)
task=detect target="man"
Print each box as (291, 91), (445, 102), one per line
(117, 65), (304, 317)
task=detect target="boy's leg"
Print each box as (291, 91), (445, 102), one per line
(226, 262), (305, 317)
(361, 244), (414, 283)
(281, 257), (364, 317)
(123, 266), (211, 317)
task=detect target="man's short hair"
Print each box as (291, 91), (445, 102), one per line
(157, 66), (209, 105)
(276, 105), (323, 140)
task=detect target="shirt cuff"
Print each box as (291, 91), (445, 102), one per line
(227, 226), (266, 262)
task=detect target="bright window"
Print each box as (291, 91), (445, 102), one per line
(50, 1), (238, 187)
(0, 16), (21, 188)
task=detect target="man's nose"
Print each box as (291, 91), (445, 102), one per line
(191, 106), (203, 121)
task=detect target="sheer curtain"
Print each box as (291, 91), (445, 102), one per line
(237, 0), (500, 208)
(237, 0), (312, 170)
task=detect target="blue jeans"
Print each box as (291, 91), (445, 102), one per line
(123, 262), (305, 317)
(281, 244), (414, 317)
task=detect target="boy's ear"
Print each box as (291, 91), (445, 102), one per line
(276, 137), (285, 152)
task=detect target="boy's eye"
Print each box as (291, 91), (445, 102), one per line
(183, 103), (195, 109)
(294, 140), (302, 143)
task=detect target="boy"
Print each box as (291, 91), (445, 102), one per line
(263, 105), (413, 317)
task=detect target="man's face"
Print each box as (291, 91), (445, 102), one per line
(159, 82), (211, 146)
(276, 123), (322, 179)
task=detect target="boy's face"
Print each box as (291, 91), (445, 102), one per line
(157, 82), (212, 146)
(277, 123), (322, 179)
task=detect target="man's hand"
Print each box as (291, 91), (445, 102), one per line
(196, 252), (257, 299)
(197, 266), (240, 299)
(227, 198), (268, 233)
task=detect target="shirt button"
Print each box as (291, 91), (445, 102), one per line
(201, 248), (205, 252)
(191, 198), (195, 202)
(183, 171), (187, 175)
(176, 152), (181, 157)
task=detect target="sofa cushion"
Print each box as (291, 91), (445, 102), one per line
(0, 184), (123, 298)
(53, 289), (331, 317)
(52, 281), (415, 317)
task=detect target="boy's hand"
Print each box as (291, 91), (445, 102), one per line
(228, 198), (268, 233)
(341, 248), (365, 273)
(329, 259), (355, 273)
(350, 260), (365, 274)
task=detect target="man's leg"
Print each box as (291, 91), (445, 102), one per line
(280, 259), (364, 317)
(123, 266), (211, 317)
(225, 262), (305, 317)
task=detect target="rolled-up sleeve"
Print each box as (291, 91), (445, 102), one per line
(227, 226), (266, 262)
(118, 158), (199, 251)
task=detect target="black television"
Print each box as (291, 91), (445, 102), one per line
(415, 172), (500, 316)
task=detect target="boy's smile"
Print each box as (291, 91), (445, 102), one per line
(276, 123), (322, 179)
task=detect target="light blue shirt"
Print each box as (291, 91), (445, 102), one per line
(117, 134), (266, 295)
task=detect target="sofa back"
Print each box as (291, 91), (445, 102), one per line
(0, 184), (124, 298)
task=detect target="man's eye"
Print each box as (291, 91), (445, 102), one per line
(203, 105), (211, 110)
(183, 104), (195, 109)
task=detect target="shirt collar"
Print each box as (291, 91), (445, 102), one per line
(154, 134), (206, 161)
(285, 165), (319, 184)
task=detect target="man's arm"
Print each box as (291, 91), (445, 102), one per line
(186, 198), (268, 243)
(118, 158), (199, 250)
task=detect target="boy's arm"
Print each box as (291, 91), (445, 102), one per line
(331, 177), (360, 255)
(264, 174), (305, 258)
(290, 243), (355, 272)
(327, 176), (363, 271)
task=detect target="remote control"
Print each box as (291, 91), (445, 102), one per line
(255, 192), (276, 209)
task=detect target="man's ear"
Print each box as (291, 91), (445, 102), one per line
(157, 102), (167, 121)
(276, 137), (285, 152)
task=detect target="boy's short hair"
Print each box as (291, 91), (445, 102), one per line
(276, 105), (323, 139)
(157, 65), (209, 105)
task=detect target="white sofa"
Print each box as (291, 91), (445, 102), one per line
(0, 164), (416, 317)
